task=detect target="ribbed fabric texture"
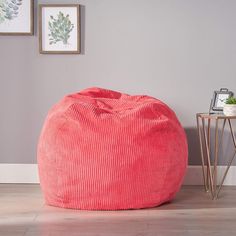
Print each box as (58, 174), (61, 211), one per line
(37, 87), (188, 210)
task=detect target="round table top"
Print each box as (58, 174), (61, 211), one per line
(197, 113), (236, 119)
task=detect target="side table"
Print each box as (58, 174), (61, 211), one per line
(196, 113), (236, 199)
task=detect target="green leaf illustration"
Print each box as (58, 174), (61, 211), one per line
(48, 11), (74, 45)
(0, 0), (22, 22)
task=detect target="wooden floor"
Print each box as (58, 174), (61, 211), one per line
(1, 185), (236, 236)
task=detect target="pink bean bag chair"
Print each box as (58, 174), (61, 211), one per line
(38, 87), (187, 210)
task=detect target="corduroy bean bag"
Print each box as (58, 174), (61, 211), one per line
(38, 87), (188, 210)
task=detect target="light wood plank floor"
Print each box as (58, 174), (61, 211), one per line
(1, 185), (236, 236)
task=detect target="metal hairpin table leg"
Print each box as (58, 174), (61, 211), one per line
(215, 119), (236, 199)
(212, 119), (226, 199)
(202, 117), (214, 197)
(207, 118), (211, 192)
(213, 118), (219, 198)
(196, 114), (208, 192)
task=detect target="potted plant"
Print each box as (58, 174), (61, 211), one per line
(223, 97), (236, 116)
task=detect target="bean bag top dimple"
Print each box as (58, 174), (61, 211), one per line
(38, 87), (188, 210)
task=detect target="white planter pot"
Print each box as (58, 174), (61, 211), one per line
(223, 104), (236, 116)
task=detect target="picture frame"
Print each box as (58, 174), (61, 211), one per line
(209, 88), (233, 114)
(39, 4), (80, 54)
(0, 0), (34, 35)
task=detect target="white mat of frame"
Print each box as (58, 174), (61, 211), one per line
(0, 164), (236, 185)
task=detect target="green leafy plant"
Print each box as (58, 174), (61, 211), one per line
(0, 0), (22, 22)
(48, 12), (74, 45)
(226, 97), (236, 105)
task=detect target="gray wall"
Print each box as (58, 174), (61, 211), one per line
(0, 0), (236, 164)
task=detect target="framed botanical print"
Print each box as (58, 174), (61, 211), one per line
(39, 4), (80, 54)
(0, 0), (34, 35)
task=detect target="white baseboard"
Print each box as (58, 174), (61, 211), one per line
(0, 164), (236, 185)
(0, 164), (39, 184)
